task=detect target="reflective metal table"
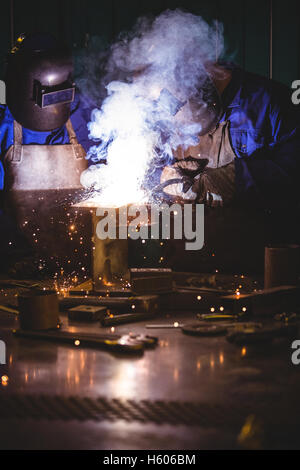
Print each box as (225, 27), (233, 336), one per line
(0, 285), (299, 450)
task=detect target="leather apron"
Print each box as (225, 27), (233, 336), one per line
(3, 119), (91, 273)
(174, 120), (235, 169)
(168, 120), (271, 274)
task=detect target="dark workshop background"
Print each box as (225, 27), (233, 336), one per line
(0, 0), (299, 86)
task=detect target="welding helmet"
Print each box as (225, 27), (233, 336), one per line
(188, 75), (223, 136)
(5, 32), (75, 131)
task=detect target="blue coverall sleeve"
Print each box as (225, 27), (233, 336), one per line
(235, 85), (300, 209)
(0, 105), (8, 191)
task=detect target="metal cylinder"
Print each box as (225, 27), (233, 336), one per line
(264, 245), (300, 289)
(18, 290), (59, 330)
(74, 203), (153, 290)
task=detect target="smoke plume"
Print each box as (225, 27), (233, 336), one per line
(80, 9), (224, 206)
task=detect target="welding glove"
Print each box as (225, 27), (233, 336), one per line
(160, 158), (208, 201)
(192, 161), (235, 207)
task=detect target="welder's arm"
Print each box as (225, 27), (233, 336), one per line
(160, 161), (199, 201)
(192, 161), (236, 207)
(234, 93), (300, 210)
(234, 134), (300, 209)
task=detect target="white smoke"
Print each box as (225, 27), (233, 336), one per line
(80, 9), (224, 207)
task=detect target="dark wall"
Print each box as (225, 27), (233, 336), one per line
(0, 0), (299, 86)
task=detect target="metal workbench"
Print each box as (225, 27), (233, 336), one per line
(0, 279), (300, 450)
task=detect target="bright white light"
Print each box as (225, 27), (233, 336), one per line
(80, 83), (157, 207)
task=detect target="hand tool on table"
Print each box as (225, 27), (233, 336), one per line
(13, 329), (158, 354)
(146, 323), (184, 329)
(101, 311), (156, 326)
(117, 333), (158, 348)
(181, 321), (263, 337)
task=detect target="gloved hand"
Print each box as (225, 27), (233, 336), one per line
(160, 158), (208, 201)
(192, 161), (235, 207)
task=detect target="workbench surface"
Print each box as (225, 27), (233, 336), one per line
(0, 281), (299, 450)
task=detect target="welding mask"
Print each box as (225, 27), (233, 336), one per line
(188, 75), (223, 136)
(155, 77), (222, 137)
(5, 33), (75, 131)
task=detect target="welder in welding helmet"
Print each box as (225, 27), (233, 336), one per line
(0, 32), (91, 274)
(6, 32), (75, 131)
(159, 65), (235, 207)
